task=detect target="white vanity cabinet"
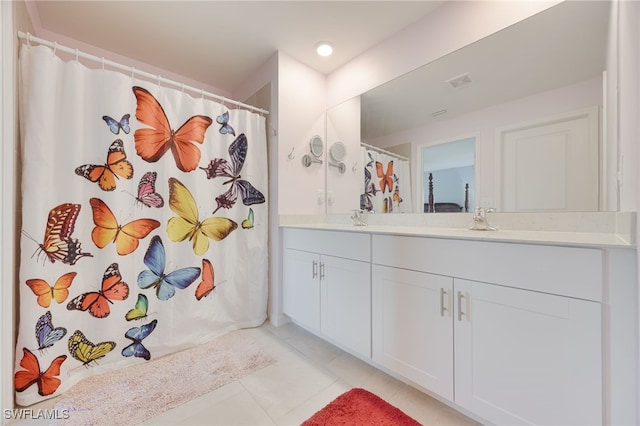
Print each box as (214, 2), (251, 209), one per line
(372, 265), (454, 400)
(372, 234), (604, 425)
(454, 278), (601, 425)
(282, 228), (371, 358)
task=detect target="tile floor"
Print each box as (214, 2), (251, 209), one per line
(12, 321), (481, 425)
(143, 321), (480, 425)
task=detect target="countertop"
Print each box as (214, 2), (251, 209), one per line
(280, 212), (636, 248)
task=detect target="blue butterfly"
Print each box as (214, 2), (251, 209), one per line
(216, 111), (235, 136)
(122, 319), (157, 360)
(35, 311), (67, 350)
(137, 235), (201, 301)
(102, 114), (131, 135)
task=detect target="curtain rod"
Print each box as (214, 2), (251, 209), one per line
(17, 31), (269, 116)
(360, 142), (409, 161)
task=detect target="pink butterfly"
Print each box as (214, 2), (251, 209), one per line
(127, 172), (164, 208)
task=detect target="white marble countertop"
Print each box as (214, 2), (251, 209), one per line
(280, 212), (636, 248)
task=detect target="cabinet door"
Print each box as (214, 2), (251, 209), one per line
(372, 265), (454, 400)
(321, 255), (371, 358)
(282, 249), (320, 332)
(454, 279), (602, 425)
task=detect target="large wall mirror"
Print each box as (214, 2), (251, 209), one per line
(325, 0), (615, 214)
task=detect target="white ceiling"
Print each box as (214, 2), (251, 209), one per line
(27, 1), (445, 93)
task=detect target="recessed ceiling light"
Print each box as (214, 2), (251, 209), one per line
(316, 42), (333, 57)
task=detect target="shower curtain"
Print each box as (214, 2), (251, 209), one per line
(14, 44), (268, 406)
(360, 148), (413, 213)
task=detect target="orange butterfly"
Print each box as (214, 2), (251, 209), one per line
(25, 203), (93, 265)
(14, 348), (67, 396)
(195, 259), (216, 300)
(75, 139), (134, 191)
(90, 198), (160, 256)
(25, 272), (76, 308)
(375, 161), (394, 193)
(132, 86), (213, 172)
(67, 262), (129, 318)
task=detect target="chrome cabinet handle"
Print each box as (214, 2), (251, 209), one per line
(440, 288), (448, 317)
(319, 262), (325, 280)
(312, 260), (318, 278)
(457, 291), (465, 321)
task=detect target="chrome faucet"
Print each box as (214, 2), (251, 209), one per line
(469, 207), (498, 231)
(350, 209), (368, 226)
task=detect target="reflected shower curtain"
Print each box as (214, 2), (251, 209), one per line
(360, 148), (413, 213)
(14, 44), (268, 406)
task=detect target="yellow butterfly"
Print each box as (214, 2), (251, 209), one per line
(68, 330), (116, 366)
(242, 208), (254, 229)
(167, 177), (238, 256)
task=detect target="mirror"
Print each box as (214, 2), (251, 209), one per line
(326, 0), (614, 214)
(302, 135), (324, 168)
(310, 135), (324, 157)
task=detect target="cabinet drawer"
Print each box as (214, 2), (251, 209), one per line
(283, 228), (370, 262)
(372, 234), (602, 301)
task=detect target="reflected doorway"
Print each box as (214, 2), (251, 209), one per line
(422, 137), (475, 212)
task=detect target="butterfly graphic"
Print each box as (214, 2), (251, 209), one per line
(216, 111), (235, 136)
(132, 86), (213, 172)
(14, 348), (66, 396)
(24, 203), (92, 265)
(360, 168), (378, 212)
(35, 311), (67, 351)
(128, 171), (164, 208)
(241, 208), (255, 230)
(366, 152), (374, 168)
(25, 272), (76, 308)
(75, 139), (134, 191)
(393, 185), (403, 204)
(89, 197), (160, 256)
(103, 114), (130, 135)
(383, 196), (393, 213)
(125, 294), (149, 321)
(376, 161), (394, 193)
(122, 319), (157, 360)
(167, 178), (237, 256)
(68, 330), (116, 366)
(195, 259), (217, 300)
(67, 263), (129, 318)
(138, 235), (201, 301)
(200, 134), (266, 214)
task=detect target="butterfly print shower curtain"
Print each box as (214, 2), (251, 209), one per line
(360, 148), (413, 213)
(14, 44), (268, 405)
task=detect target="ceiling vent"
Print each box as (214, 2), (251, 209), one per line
(446, 73), (472, 89)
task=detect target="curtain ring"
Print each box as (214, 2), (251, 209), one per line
(101, 57), (105, 71)
(200, 89), (205, 100)
(26, 33), (32, 46)
(157, 74), (161, 88)
(52, 41), (58, 55)
(75, 48), (79, 63)
(221, 97), (226, 111)
(181, 83), (185, 93)
(131, 66), (135, 80)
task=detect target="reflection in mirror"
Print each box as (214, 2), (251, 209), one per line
(422, 137), (475, 213)
(326, 0), (614, 214)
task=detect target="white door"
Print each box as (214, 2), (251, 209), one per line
(282, 249), (320, 332)
(321, 255), (371, 358)
(454, 279), (602, 425)
(500, 108), (599, 211)
(372, 265), (454, 400)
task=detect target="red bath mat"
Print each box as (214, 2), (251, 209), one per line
(301, 387), (421, 425)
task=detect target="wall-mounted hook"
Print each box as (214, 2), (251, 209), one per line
(352, 161), (359, 172)
(288, 147), (295, 160)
